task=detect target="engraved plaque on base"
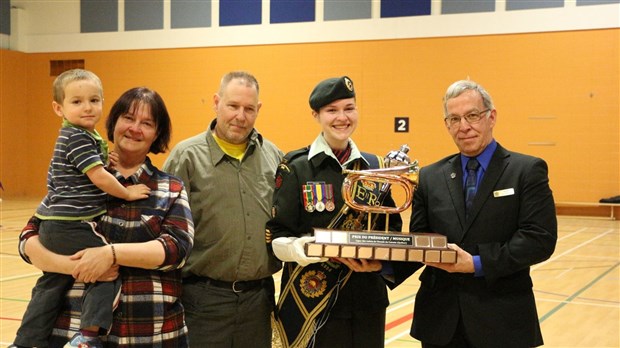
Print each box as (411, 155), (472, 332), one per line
(313, 228), (448, 249)
(306, 227), (457, 263)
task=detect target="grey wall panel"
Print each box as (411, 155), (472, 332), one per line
(171, 0), (211, 29)
(1, 0), (9, 35)
(125, 0), (163, 31)
(442, 0), (495, 14)
(325, 0), (372, 21)
(507, 0), (564, 11)
(81, 0), (118, 33)
(577, 0), (620, 5)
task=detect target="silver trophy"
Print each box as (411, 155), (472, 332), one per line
(306, 145), (457, 263)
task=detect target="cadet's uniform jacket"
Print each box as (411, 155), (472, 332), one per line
(267, 144), (403, 316)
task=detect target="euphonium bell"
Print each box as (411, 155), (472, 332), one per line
(342, 145), (419, 215)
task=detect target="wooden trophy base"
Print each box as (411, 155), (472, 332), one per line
(305, 228), (457, 263)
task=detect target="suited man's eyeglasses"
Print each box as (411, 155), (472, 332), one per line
(444, 109), (490, 128)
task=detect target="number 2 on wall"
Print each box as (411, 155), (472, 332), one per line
(394, 117), (409, 133)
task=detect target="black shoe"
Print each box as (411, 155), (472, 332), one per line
(600, 195), (620, 203)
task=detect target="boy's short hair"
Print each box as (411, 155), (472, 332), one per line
(52, 69), (103, 103)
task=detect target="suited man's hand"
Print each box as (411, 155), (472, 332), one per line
(424, 243), (474, 273)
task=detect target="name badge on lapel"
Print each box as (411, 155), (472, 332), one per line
(493, 188), (515, 198)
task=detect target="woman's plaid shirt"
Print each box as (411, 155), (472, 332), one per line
(20, 157), (194, 347)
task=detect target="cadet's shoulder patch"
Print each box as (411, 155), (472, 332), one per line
(275, 146), (310, 182)
(275, 172), (284, 189)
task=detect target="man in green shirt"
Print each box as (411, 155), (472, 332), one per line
(163, 71), (283, 347)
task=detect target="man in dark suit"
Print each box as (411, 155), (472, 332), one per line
(403, 80), (557, 348)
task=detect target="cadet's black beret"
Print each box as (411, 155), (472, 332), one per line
(309, 76), (355, 111)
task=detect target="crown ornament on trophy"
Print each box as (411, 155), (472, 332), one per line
(306, 145), (457, 263)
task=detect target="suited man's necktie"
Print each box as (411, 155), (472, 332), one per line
(465, 158), (480, 216)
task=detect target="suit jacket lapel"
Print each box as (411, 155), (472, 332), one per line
(443, 156), (467, 233)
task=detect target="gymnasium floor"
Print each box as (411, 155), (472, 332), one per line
(1, 199), (618, 347)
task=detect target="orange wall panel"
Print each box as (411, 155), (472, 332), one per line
(1, 29), (618, 202)
(0, 50), (30, 197)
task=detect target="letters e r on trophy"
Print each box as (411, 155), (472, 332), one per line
(305, 145), (457, 263)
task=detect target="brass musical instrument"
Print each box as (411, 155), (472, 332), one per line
(341, 162), (419, 214)
(341, 145), (419, 230)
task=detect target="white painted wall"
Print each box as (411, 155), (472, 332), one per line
(4, 0), (620, 53)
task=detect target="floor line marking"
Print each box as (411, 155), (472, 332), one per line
(387, 298), (414, 313)
(385, 312), (413, 331)
(536, 297), (620, 309)
(385, 328), (415, 345)
(533, 229), (614, 271)
(539, 261), (620, 323)
(556, 227), (588, 241)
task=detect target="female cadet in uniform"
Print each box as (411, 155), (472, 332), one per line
(266, 76), (402, 348)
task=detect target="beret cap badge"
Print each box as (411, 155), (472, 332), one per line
(344, 77), (353, 92)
